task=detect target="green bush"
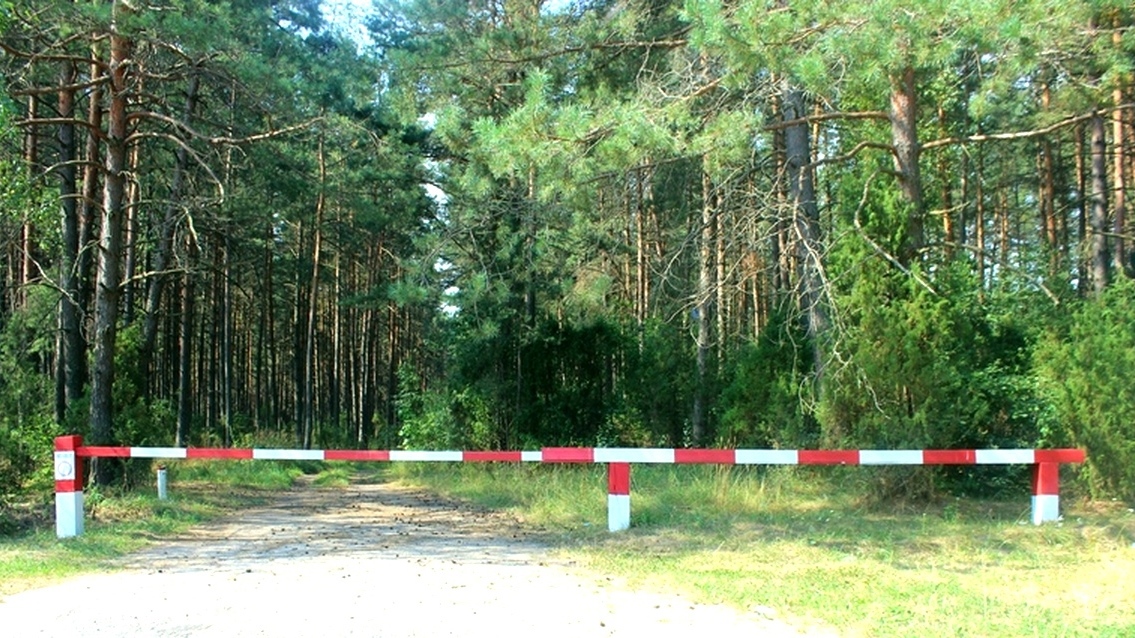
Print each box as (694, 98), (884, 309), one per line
(1036, 280), (1135, 500)
(0, 287), (61, 500)
(719, 317), (814, 448)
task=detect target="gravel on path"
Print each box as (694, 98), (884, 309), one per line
(0, 476), (830, 637)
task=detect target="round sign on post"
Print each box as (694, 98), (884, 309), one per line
(54, 451), (75, 481)
(54, 435), (85, 539)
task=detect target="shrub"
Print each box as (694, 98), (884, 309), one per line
(1036, 280), (1135, 500)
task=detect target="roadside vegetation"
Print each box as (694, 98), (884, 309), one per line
(2, 460), (1133, 635)
(393, 463), (1135, 638)
(0, 460), (299, 597)
(3, 0), (1135, 631)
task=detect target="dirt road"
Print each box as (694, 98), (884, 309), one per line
(0, 476), (822, 637)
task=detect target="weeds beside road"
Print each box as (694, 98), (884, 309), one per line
(3, 461), (1134, 636)
(395, 463), (1135, 637)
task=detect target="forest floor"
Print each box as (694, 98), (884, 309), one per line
(0, 473), (830, 637)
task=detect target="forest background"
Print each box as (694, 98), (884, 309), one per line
(1, 0), (1133, 507)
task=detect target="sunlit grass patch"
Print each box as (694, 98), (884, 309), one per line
(166, 459), (302, 490)
(390, 463), (607, 531)
(0, 459), (299, 598)
(395, 463), (1135, 637)
(313, 463), (353, 487)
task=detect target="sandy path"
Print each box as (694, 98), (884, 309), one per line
(0, 477), (824, 637)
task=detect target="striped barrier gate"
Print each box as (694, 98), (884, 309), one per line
(53, 435), (1085, 538)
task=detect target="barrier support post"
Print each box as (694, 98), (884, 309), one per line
(54, 435), (85, 538)
(157, 465), (169, 500)
(1031, 462), (1060, 525)
(607, 462), (631, 532)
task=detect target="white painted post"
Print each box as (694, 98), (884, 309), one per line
(54, 435), (85, 538)
(157, 465), (168, 500)
(607, 462), (631, 532)
(1031, 462), (1060, 525)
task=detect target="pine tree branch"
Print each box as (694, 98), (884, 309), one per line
(923, 104), (1135, 150)
(0, 41), (106, 69)
(129, 111), (323, 146)
(16, 116), (103, 135)
(763, 110), (890, 131)
(805, 140), (894, 169)
(9, 77), (107, 97)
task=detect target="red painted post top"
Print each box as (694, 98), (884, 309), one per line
(55, 434), (83, 451)
(54, 435), (85, 492)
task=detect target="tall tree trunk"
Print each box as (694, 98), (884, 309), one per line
(19, 94), (39, 310)
(1113, 69), (1128, 277)
(221, 234), (233, 446)
(89, 20), (132, 483)
(176, 234), (198, 447)
(635, 167), (648, 333)
(1039, 82), (1059, 275)
(975, 146), (986, 293)
(140, 74), (200, 395)
(256, 217), (274, 430)
(692, 161), (714, 447)
(783, 84), (828, 409)
(997, 188), (1010, 274)
(78, 49), (103, 323)
(1089, 112), (1110, 293)
(890, 65), (924, 264)
(302, 135), (326, 449)
(715, 189), (726, 368)
(122, 134), (141, 323)
(770, 97), (789, 296)
(385, 301), (399, 447)
(938, 106), (955, 261)
(57, 60), (85, 420)
(331, 215), (343, 439)
(1074, 124), (1088, 294)
(220, 82), (236, 445)
(292, 219), (306, 444)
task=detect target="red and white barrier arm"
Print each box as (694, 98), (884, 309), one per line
(57, 437), (1084, 537)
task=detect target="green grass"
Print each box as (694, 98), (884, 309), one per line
(5, 460), (1132, 636)
(394, 463), (1135, 637)
(0, 458), (307, 597)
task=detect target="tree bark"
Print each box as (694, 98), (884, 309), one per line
(302, 135), (326, 449)
(222, 234), (233, 446)
(692, 162), (714, 447)
(1039, 82), (1059, 275)
(19, 94), (39, 310)
(78, 49), (103, 323)
(1074, 124), (1088, 294)
(1113, 75), (1128, 277)
(122, 131), (141, 323)
(57, 60), (86, 420)
(975, 146), (986, 293)
(89, 19), (132, 483)
(332, 213), (343, 439)
(140, 73), (200, 395)
(890, 65), (924, 264)
(937, 106), (954, 261)
(1090, 112), (1110, 293)
(783, 84), (828, 406)
(176, 233), (198, 447)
